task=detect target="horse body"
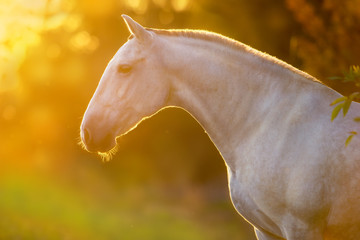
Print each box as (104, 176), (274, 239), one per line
(81, 15), (360, 240)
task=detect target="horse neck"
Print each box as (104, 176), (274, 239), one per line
(158, 34), (338, 166)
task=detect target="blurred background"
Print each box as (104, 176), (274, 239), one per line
(0, 0), (359, 239)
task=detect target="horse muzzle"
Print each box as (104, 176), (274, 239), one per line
(80, 122), (116, 153)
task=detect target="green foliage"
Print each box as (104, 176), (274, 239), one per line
(345, 131), (358, 147)
(330, 66), (360, 146)
(329, 66), (360, 86)
(354, 117), (360, 122)
(331, 101), (344, 121)
(330, 92), (360, 121)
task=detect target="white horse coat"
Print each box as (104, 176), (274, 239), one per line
(80, 15), (360, 240)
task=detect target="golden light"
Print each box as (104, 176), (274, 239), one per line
(69, 31), (99, 53)
(2, 104), (16, 121)
(125, 0), (149, 15)
(78, 0), (116, 17)
(159, 11), (175, 25)
(27, 105), (60, 143)
(0, 0), (44, 92)
(152, 0), (167, 8)
(171, 0), (189, 12)
(0, 0), (83, 92)
(46, 44), (61, 59)
(62, 14), (82, 32)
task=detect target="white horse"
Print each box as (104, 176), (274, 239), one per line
(80, 15), (360, 240)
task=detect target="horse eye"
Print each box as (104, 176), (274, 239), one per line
(117, 64), (132, 74)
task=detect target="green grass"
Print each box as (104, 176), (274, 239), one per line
(0, 171), (253, 240)
(0, 177), (205, 239)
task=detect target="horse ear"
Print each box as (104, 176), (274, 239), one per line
(122, 14), (152, 42)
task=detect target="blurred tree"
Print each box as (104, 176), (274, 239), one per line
(286, 0), (360, 94)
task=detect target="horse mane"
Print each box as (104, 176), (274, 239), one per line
(147, 27), (254, 52)
(146, 27), (322, 84)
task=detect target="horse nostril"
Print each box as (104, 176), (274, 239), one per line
(83, 127), (91, 145)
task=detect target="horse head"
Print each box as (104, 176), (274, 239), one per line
(80, 15), (169, 154)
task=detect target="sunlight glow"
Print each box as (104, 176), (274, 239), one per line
(63, 14), (82, 32)
(27, 105), (60, 143)
(2, 105), (16, 121)
(0, 0), (48, 92)
(152, 0), (167, 8)
(69, 31), (99, 53)
(171, 0), (189, 12)
(46, 44), (61, 59)
(159, 11), (175, 25)
(125, 0), (149, 14)
(0, 0), (97, 92)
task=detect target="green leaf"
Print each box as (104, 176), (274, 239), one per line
(354, 117), (360, 122)
(331, 103), (344, 121)
(349, 92), (360, 101)
(345, 67), (355, 81)
(343, 98), (352, 116)
(345, 134), (354, 147)
(330, 96), (346, 106)
(353, 65), (360, 73)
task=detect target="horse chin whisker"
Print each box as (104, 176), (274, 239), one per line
(97, 144), (119, 162)
(77, 136), (87, 151)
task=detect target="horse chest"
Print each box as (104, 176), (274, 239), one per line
(227, 168), (284, 236)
